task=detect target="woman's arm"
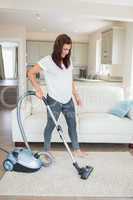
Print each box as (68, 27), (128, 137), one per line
(27, 64), (44, 98)
(72, 81), (82, 106)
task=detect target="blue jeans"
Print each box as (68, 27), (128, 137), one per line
(44, 95), (80, 151)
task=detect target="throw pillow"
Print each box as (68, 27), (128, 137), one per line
(127, 107), (133, 120)
(110, 100), (133, 118)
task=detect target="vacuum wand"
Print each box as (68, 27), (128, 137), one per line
(42, 96), (93, 179)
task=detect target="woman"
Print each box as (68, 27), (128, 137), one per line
(28, 34), (86, 157)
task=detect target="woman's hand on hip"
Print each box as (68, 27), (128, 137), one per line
(36, 88), (44, 99)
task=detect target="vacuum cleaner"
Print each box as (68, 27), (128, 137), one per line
(0, 91), (53, 173)
(1, 91), (93, 179)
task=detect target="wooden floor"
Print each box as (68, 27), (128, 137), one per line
(0, 108), (132, 200)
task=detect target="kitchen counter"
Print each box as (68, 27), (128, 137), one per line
(74, 78), (123, 83)
(74, 78), (123, 87)
(27, 78), (123, 91)
(74, 78), (103, 82)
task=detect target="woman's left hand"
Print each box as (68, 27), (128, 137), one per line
(75, 94), (83, 106)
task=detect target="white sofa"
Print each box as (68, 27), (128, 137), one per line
(12, 85), (133, 144)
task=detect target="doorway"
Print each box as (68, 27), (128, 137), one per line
(0, 41), (18, 109)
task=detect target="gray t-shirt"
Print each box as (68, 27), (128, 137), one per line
(38, 55), (73, 104)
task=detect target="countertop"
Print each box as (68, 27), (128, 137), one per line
(27, 78), (123, 89)
(74, 78), (123, 83)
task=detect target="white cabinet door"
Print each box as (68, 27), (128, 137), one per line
(39, 41), (54, 59)
(107, 30), (113, 64)
(27, 41), (89, 67)
(112, 28), (125, 64)
(101, 30), (113, 64)
(26, 41), (54, 64)
(101, 32), (108, 64)
(71, 46), (75, 63)
(101, 27), (125, 65)
(26, 41), (40, 64)
(72, 43), (88, 66)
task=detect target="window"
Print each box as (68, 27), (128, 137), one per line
(1, 42), (18, 79)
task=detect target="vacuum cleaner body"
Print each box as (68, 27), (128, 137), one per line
(3, 148), (43, 172)
(2, 91), (53, 173)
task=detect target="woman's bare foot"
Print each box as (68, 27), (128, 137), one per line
(73, 149), (88, 157)
(45, 151), (55, 160)
(39, 151), (55, 162)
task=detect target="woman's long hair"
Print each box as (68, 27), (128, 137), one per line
(52, 34), (72, 69)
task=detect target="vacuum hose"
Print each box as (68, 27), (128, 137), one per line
(17, 90), (53, 167)
(17, 91), (36, 151)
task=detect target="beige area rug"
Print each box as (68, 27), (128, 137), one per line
(0, 151), (133, 197)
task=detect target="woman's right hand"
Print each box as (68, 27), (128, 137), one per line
(36, 88), (44, 99)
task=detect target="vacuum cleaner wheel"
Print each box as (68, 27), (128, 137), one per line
(3, 159), (14, 171)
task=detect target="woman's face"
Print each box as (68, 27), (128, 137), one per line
(61, 44), (71, 58)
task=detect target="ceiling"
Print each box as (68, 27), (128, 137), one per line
(0, 0), (132, 34)
(79, 0), (133, 6)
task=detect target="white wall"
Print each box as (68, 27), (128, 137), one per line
(111, 64), (124, 77)
(88, 31), (101, 74)
(123, 22), (133, 98)
(0, 25), (26, 96)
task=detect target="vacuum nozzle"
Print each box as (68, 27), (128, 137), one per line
(73, 162), (93, 180)
(79, 166), (93, 179)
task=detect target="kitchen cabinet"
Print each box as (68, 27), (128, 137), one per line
(27, 78), (122, 91)
(39, 41), (53, 59)
(26, 41), (40, 65)
(71, 42), (88, 79)
(26, 41), (54, 65)
(101, 27), (125, 64)
(26, 41), (89, 67)
(71, 43), (88, 66)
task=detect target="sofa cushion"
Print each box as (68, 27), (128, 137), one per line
(29, 95), (47, 114)
(110, 100), (133, 118)
(75, 85), (124, 114)
(23, 112), (79, 142)
(79, 113), (133, 136)
(28, 85), (47, 114)
(28, 85), (124, 115)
